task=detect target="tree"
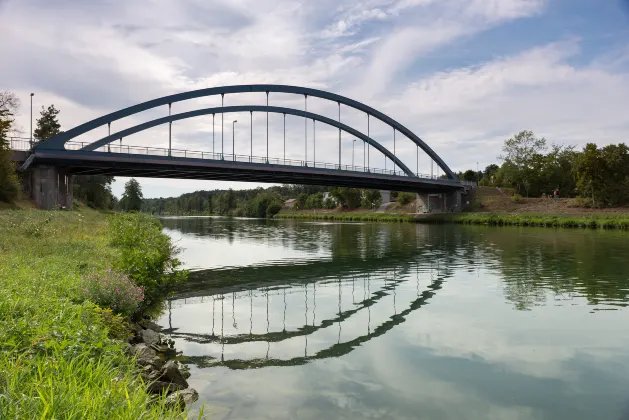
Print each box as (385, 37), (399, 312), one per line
(500, 131), (547, 195)
(295, 192), (309, 210)
(331, 187), (362, 209)
(305, 192), (324, 209)
(73, 175), (115, 209)
(462, 170), (476, 182)
(484, 164), (499, 180)
(0, 92), (20, 202)
(362, 189), (381, 209)
(120, 178), (143, 212)
(33, 105), (62, 142)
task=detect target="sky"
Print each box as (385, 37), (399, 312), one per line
(2, 0), (629, 198)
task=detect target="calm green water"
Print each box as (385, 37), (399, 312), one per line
(157, 217), (629, 420)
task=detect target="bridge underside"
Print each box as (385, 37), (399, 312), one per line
(31, 150), (463, 194)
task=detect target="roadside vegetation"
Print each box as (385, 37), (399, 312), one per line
(0, 209), (188, 419)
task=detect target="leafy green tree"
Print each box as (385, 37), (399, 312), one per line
(33, 105), (62, 142)
(362, 189), (382, 209)
(305, 192), (324, 209)
(463, 170), (476, 182)
(500, 130), (547, 195)
(330, 187), (362, 209)
(73, 175), (115, 209)
(295, 192), (309, 210)
(120, 178), (143, 212)
(0, 92), (20, 202)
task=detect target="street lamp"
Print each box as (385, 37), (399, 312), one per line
(30, 93), (34, 149)
(352, 139), (356, 170)
(232, 120), (237, 161)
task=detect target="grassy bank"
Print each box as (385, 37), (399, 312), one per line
(277, 211), (629, 230)
(421, 212), (629, 229)
(0, 209), (186, 419)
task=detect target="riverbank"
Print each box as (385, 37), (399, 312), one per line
(276, 211), (629, 229)
(0, 209), (192, 419)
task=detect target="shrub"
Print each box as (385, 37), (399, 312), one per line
(90, 306), (130, 340)
(511, 193), (523, 203)
(398, 192), (416, 205)
(109, 213), (188, 304)
(82, 269), (144, 316)
(567, 196), (593, 208)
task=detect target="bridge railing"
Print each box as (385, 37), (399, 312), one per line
(11, 137), (448, 181)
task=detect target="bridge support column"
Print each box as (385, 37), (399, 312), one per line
(30, 165), (73, 210)
(445, 190), (462, 213)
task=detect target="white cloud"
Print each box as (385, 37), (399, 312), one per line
(2, 0), (629, 196)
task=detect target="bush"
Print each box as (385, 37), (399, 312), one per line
(398, 192), (416, 205)
(0, 149), (20, 203)
(109, 213), (188, 304)
(511, 193), (523, 203)
(567, 196), (593, 208)
(81, 269), (144, 316)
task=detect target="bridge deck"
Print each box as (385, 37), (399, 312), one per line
(30, 149), (462, 193)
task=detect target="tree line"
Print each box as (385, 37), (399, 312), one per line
(457, 130), (629, 207)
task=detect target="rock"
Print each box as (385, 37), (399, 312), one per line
(179, 364), (191, 380)
(132, 343), (157, 366)
(141, 365), (161, 382)
(138, 319), (162, 332)
(146, 380), (185, 395)
(148, 356), (164, 371)
(165, 388), (199, 410)
(160, 360), (189, 389)
(139, 328), (161, 346)
(129, 323), (143, 334)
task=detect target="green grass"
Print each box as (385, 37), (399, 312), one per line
(277, 211), (629, 230)
(419, 212), (629, 229)
(0, 209), (186, 419)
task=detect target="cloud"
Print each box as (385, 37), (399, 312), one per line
(2, 0), (629, 197)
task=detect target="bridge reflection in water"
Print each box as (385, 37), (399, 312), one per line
(161, 245), (452, 370)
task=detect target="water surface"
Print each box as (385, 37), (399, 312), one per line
(157, 217), (629, 420)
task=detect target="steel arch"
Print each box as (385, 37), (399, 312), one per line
(35, 84), (456, 179)
(82, 105), (415, 177)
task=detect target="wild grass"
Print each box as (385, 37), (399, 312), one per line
(419, 212), (629, 229)
(277, 211), (629, 230)
(0, 209), (186, 419)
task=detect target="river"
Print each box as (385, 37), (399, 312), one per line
(157, 217), (629, 420)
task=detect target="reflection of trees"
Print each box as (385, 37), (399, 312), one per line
(467, 227), (629, 310)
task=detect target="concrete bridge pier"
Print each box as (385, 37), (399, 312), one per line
(416, 190), (462, 213)
(29, 165), (74, 210)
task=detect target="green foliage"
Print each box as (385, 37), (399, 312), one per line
(397, 192), (416, 205)
(242, 192), (283, 218)
(330, 187), (362, 209)
(33, 104), (62, 142)
(0, 209), (186, 419)
(90, 306), (130, 340)
(73, 175), (116, 209)
(575, 143), (629, 207)
(511, 193), (523, 203)
(276, 212), (415, 223)
(463, 170), (477, 182)
(362, 189), (382, 209)
(0, 92), (20, 203)
(567, 196), (593, 208)
(304, 192), (324, 209)
(109, 213), (188, 304)
(81, 269), (145, 316)
(120, 178), (143, 212)
(295, 192), (309, 210)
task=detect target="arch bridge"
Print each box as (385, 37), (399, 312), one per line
(20, 85), (464, 209)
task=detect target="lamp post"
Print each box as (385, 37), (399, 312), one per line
(30, 93), (34, 149)
(232, 120), (237, 161)
(352, 139), (356, 170)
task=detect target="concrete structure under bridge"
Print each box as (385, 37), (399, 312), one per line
(11, 84), (467, 210)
